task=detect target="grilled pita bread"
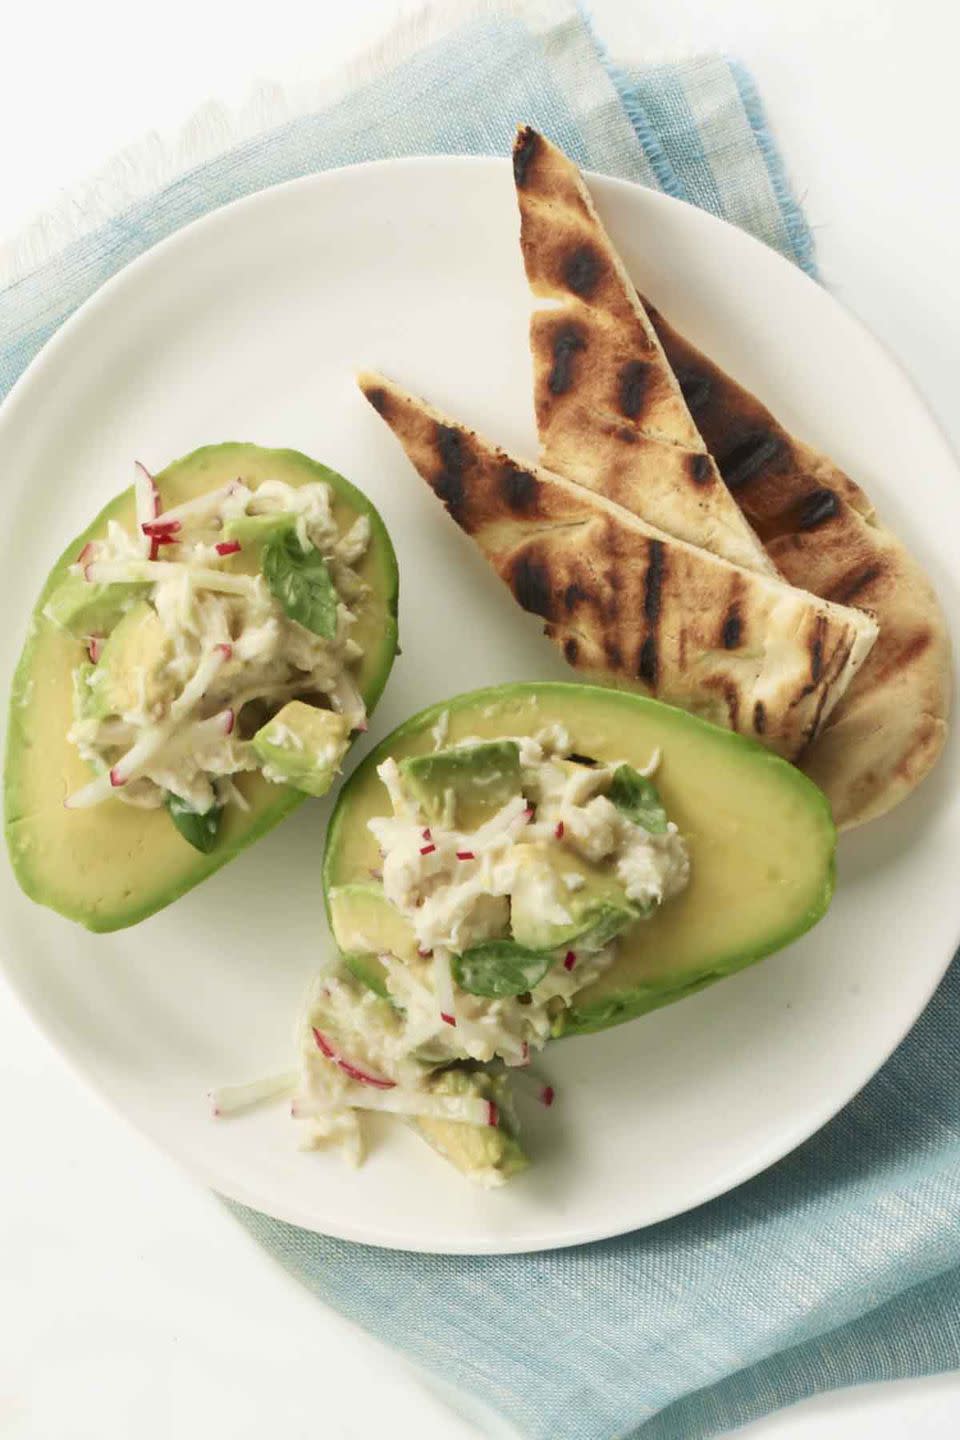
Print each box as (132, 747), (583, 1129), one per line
(358, 372), (878, 761)
(646, 300), (951, 828)
(512, 126), (774, 577)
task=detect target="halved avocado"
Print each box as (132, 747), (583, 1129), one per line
(5, 443), (399, 931)
(322, 683), (835, 1036)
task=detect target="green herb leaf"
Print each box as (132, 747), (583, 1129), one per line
(261, 530), (338, 639)
(608, 764), (668, 833)
(453, 939), (553, 999)
(166, 794), (222, 854)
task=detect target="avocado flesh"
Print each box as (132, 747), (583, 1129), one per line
(414, 1068), (527, 1185)
(251, 701), (351, 799)
(508, 842), (639, 953)
(89, 601), (173, 718)
(400, 740), (522, 830)
(44, 574), (147, 638)
(222, 512), (295, 546)
(323, 683), (835, 1036)
(328, 882), (419, 998)
(5, 443), (399, 932)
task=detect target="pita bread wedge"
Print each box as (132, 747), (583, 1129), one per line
(512, 126), (774, 577)
(645, 299), (951, 828)
(358, 371), (878, 761)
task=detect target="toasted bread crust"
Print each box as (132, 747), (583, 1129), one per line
(512, 126), (774, 577)
(647, 300), (951, 827)
(360, 372), (878, 762)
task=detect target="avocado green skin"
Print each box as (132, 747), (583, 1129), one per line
(323, 682), (836, 1038)
(5, 443), (399, 931)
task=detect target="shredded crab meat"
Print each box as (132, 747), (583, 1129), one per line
(62, 471), (373, 813)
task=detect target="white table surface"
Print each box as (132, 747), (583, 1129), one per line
(2, 1), (958, 1436)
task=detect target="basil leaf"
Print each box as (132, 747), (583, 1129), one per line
(608, 764), (668, 833)
(453, 939), (553, 999)
(261, 530), (338, 639)
(166, 794), (222, 854)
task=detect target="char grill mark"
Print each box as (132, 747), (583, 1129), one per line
(717, 431), (782, 491)
(688, 453), (713, 486)
(643, 540), (665, 623)
(500, 465), (540, 514)
(637, 635), (658, 688)
(618, 360), (650, 420)
(434, 424), (469, 522)
(674, 366), (712, 415)
(797, 488), (840, 530)
(510, 552), (554, 620)
(548, 325), (587, 395)
(512, 127), (539, 187)
(563, 244), (603, 298)
(722, 608), (742, 649)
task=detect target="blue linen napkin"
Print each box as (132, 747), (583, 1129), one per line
(2, 4), (958, 1437)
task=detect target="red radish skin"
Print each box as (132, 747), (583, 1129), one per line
(487, 1100), (499, 1128)
(142, 519), (181, 538)
(417, 947), (433, 958)
(76, 542), (97, 566)
(87, 636), (102, 664)
(223, 710), (236, 736)
(109, 767), (125, 788)
(421, 827), (432, 840)
(555, 821), (565, 840)
(440, 1012), (457, 1027)
(564, 952), (576, 971)
(134, 461), (160, 517)
(148, 530), (179, 561)
(456, 851), (475, 861)
(311, 1028), (396, 1089)
(540, 1085), (555, 1108)
(420, 843), (436, 856)
(216, 643), (233, 660)
(215, 540), (241, 557)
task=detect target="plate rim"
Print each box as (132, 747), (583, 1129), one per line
(1, 154), (957, 1253)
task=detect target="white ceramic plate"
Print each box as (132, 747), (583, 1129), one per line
(1, 159), (957, 1254)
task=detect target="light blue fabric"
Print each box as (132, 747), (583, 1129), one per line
(3, 4), (957, 1437)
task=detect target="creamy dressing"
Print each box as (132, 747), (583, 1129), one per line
(61, 476), (370, 812)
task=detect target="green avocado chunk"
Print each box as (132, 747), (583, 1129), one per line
(5, 443), (399, 931)
(43, 574), (147, 639)
(251, 701), (351, 798)
(414, 1067), (527, 1186)
(327, 881), (419, 998)
(507, 842), (640, 953)
(222, 513), (295, 546)
(88, 601), (173, 719)
(400, 739), (522, 830)
(322, 682), (836, 1038)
